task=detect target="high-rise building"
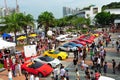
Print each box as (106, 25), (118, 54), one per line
(0, 7), (16, 17)
(63, 7), (78, 17)
(63, 6), (101, 25)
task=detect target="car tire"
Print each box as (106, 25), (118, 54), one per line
(59, 48), (62, 51)
(47, 63), (52, 67)
(66, 56), (68, 59)
(58, 56), (62, 60)
(70, 49), (72, 52)
(38, 73), (43, 78)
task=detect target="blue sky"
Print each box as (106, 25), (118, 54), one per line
(0, 0), (120, 19)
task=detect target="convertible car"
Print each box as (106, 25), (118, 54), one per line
(43, 50), (68, 60)
(21, 61), (53, 77)
(34, 56), (61, 67)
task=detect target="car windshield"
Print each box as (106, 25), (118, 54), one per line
(63, 45), (72, 48)
(69, 42), (76, 45)
(28, 62), (43, 69)
(53, 50), (59, 54)
(39, 56), (54, 62)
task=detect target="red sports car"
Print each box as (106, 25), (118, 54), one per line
(79, 35), (86, 38)
(89, 36), (96, 40)
(71, 40), (86, 46)
(77, 38), (93, 44)
(21, 61), (53, 77)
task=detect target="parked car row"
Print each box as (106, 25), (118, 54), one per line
(21, 49), (68, 77)
(58, 33), (99, 52)
(21, 32), (100, 78)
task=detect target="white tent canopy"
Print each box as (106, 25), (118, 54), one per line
(0, 39), (16, 49)
(114, 19), (120, 24)
(99, 76), (115, 80)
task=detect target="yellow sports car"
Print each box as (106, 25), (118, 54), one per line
(43, 50), (68, 60)
(92, 33), (99, 37)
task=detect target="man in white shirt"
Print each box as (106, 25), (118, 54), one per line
(35, 75), (39, 80)
(60, 66), (66, 79)
(112, 40), (115, 48)
(53, 67), (59, 80)
(29, 73), (34, 80)
(97, 57), (101, 73)
(8, 69), (12, 80)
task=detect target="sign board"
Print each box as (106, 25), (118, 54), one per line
(24, 45), (37, 57)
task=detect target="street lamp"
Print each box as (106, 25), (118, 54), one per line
(4, 0), (8, 15)
(15, 0), (19, 12)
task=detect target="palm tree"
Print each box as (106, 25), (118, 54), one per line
(37, 11), (55, 36)
(20, 13), (34, 44)
(0, 13), (23, 44)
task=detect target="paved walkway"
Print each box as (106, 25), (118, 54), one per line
(44, 32), (120, 80)
(64, 32), (120, 80)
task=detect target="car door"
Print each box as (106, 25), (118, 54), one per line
(50, 51), (58, 58)
(48, 51), (54, 57)
(26, 67), (38, 75)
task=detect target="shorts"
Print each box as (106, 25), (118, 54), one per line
(9, 78), (12, 80)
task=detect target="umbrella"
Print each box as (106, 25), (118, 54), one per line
(29, 33), (37, 37)
(17, 36), (26, 40)
(2, 33), (11, 39)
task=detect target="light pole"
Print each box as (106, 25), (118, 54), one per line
(16, 0), (19, 12)
(4, 0), (8, 15)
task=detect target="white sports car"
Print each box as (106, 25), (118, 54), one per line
(34, 56), (61, 67)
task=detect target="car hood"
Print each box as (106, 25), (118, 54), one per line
(76, 44), (83, 48)
(50, 58), (61, 64)
(49, 58), (61, 67)
(36, 64), (53, 75)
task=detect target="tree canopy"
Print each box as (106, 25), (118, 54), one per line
(37, 11), (55, 36)
(0, 12), (34, 44)
(95, 12), (114, 27)
(0, 13), (23, 44)
(102, 2), (120, 10)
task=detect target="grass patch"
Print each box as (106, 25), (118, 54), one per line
(0, 63), (3, 68)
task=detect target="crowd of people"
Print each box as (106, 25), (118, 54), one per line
(50, 28), (120, 80)
(0, 27), (120, 80)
